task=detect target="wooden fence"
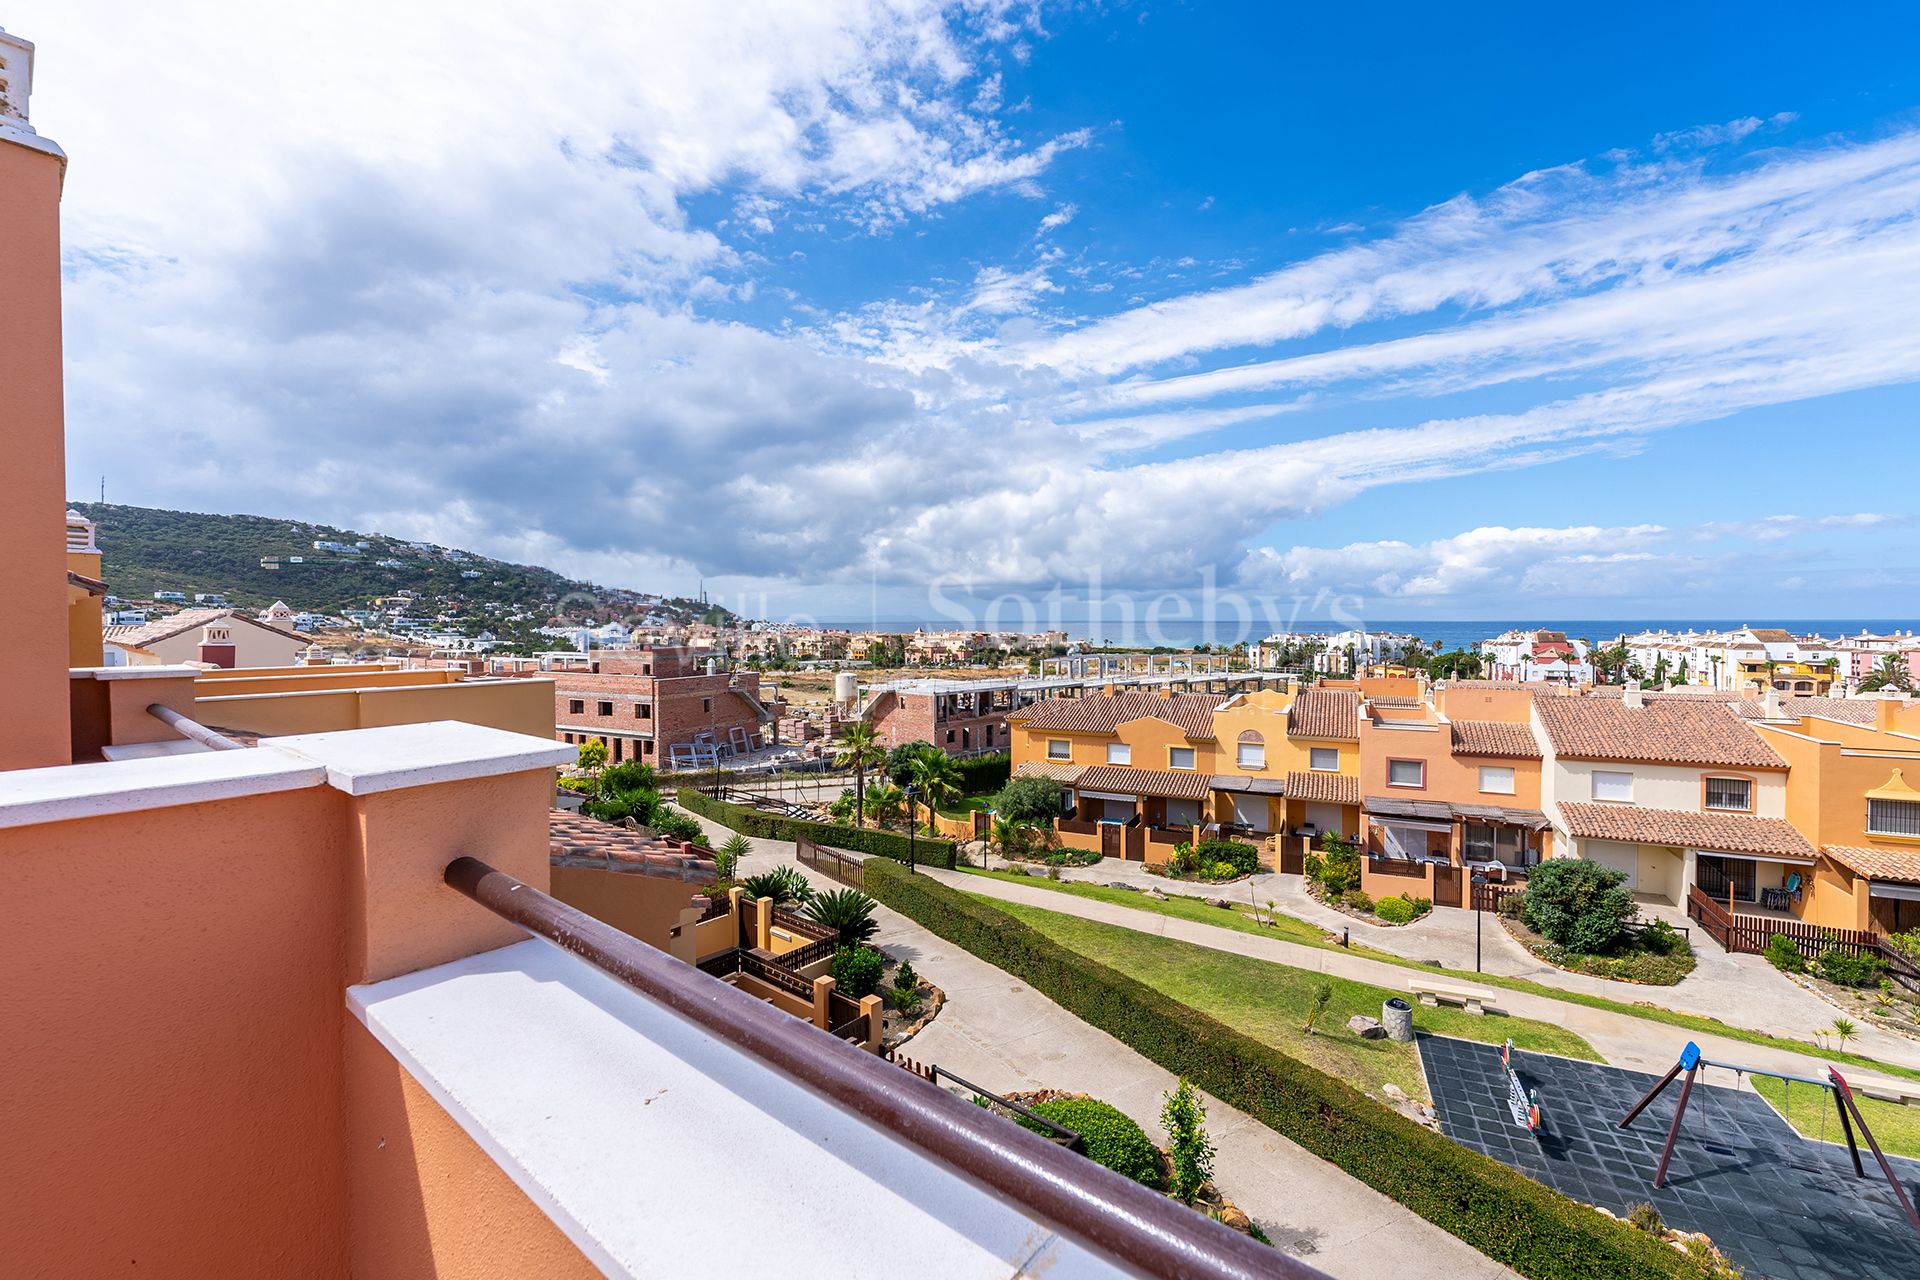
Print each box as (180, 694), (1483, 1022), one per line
(1687, 885), (1880, 957)
(796, 834), (864, 889)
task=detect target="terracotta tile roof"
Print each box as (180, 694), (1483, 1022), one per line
(1287, 689), (1361, 742)
(1012, 760), (1085, 784)
(1558, 802), (1814, 860)
(102, 607), (309, 650)
(1534, 696), (1784, 768)
(1449, 720), (1541, 758)
(549, 809), (719, 880)
(1284, 770), (1360, 806)
(1368, 695), (1425, 708)
(1008, 691), (1225, 739)
(1733, 696), (1877, 726)
(1823, 844), (1920, 886)
(1071, 764), (1214, 801)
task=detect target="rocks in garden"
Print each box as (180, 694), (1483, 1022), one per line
(1108, 881), (1140, 891)
(1203, 897), (1229, 908)
(1347, 1015), (1385, 1040)
(1382, 1083), (1408, 1103)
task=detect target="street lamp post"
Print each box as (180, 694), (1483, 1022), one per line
(904, 785), (919, 874)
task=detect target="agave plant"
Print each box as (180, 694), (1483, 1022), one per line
(803, 887), (880, 947)
(740, 865), (814, 908)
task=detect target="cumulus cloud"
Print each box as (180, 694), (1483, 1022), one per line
(25, 2), (1920, 609)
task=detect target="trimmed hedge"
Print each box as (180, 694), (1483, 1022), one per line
(955, 751), (1012, 794)
(1018, 1098), (1164, 1189)
(676, 788), (957, 869)
(865, 860), (1716, 1280)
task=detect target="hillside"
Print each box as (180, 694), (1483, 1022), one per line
(70, 502), (732, 629)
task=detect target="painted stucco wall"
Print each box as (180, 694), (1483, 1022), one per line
(549, 862), (708, 951)
(197, 678), (555, 743)
(346, 1019), (601, 1280)
(1545, 757), (1786, 818)
(0, 137), (72, 768)
(0, 786), (355, 1276)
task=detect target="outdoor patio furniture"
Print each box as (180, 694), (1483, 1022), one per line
(1761, 886), (1791, 911)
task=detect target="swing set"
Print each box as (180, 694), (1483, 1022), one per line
(1618, 1041), (1920, 1236)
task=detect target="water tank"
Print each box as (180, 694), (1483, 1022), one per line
(834, 672), (859, 704)
(706, 658), (718, 676)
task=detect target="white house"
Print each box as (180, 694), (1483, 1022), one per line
(103, 608), (311, 669)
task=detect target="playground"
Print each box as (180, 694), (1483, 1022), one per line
(1422, 1035), (1920, 1280)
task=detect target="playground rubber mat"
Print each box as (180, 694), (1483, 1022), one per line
(1420, 1034), (1920, 1280)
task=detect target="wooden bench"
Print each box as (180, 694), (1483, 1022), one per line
(1407, 978), (1499, 1015)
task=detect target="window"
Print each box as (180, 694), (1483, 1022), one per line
(1047, 739), (1071, 761)
(702, 697), (711, 713)
(1704, 777), (1752, 811)
(1387, 759), (1424, 788)
(597, 701), (614, 717)
(1106, 742), (1131, 765)
(1236, 731), (1264, 769)
(568, 699), (584, 715)
(636, 703), (650, 719)
(1464, 824), (1530, 866)
(1869, 798), (1920, 838)
(945, 729), (955, 744)
(1169, 747), (1196, 770)
(1478, 766), (1515, 795)
(1309, 747), (1339, 772)
(1592, 770), (1633, 802)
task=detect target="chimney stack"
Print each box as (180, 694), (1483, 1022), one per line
(1878, 699), (1902, 733)
(198, 622), (237, 669)
(1622, 679), (1644, 710)
(0, 28), (38, 128)
(1762, 686), (1783, 721)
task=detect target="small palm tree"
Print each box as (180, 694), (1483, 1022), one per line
(1860, 653), (1913, 693)
(740, 866), (813, 908)
(866, 782), (906, 831)
(990, 813), (1031, 864)
(803, 888), (880, 946)
(715, 833), (750, 881)
(907, 748), (962, 834)
(833, 723), (887, 828)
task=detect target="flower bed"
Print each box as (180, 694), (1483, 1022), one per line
(1499, 915), (1697, 986)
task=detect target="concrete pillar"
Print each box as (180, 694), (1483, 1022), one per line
(754, 896), (774, 950)
(811, 975), (836, 1031)
(860, 993), (884, 1052)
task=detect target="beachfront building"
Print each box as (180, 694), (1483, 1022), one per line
(1478, 629), (1593, 686)
(1533, 684), (1804, 908)
(1260, 628), (1415, 676)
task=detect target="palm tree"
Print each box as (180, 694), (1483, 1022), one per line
(832, 723), (887, 828)
(1860, 652), (1914, 693)
(989, 813), (1031, 867)
(802, 888), (880, 946)
(907, 749), (962, 835)
(865, 782), (906, 831)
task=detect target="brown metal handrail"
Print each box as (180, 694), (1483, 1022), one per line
(147, 703), (245, 751)
(445, 857), (1305, 1280)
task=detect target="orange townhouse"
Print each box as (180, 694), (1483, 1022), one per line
(1753, 698), (1920, 935)
(1356, 683), (1550, 907)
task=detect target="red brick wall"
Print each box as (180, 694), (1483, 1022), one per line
(554, 666), (766, 766)
(867, 692), (1008, 756)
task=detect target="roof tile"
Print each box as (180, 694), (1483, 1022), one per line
(1071, 764), (1213, 801)
(1284, 770), (1360, 806)
(1449, 720), (1541, 759)
(1823, 844), (1920, 885)
(1534, 696), (1784, 768)
(1558, 802), (1813, 859)
(1287, 689), (1361, 742)
(1010, 691), (1226, 739)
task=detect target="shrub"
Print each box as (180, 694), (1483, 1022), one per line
(677, 788), (957, 868)
(1522, 859), (1635, 953)
(830, 945), (884, 998)
(803, 888), (880, 946)
(1408, 896), (1433, 918)
(1815, 943), (1884, 988)
(574, 738), (608, 775)
(599, 760), (659, 795)
(652, 811), (706, 846)
(1635, 918), (1686, 957)
(863, 860), (1716, 1280)
(1374, 895), (1419, 924)
(582, 786), (661, 827)
(1627, 1202), (1664, 1235)
(1202, 860), (1239, 882)
(740, 866), (813, 908)
(1342, 889), (1374, 913)
(1304, 980), (1333, 1034)
(1498, 891), (1527, 917)
(955, 751), (1012, 794)
(1018, 1098), (1163, 1189)
(888, 982), (920, 1013)
(893, 959), (917, 992)
(1305, 832), (1362, 897)
(1161, 1078), (1216, 1206)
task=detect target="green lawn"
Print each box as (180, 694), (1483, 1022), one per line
(994, 899), (1599, 1104)
(1749, 1074), (1920, 1160)
(960, 866), (1920, 1086)
(935, 794), (996, 818)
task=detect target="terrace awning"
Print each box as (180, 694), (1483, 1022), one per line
(1209, 775), (1287, 796)
(1071, 764), (1213, 801)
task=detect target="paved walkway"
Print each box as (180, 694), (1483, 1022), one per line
(677, 807), (1514, 1279)
(993, 857), (1920, 1064)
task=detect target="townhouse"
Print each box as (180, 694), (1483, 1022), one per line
(1356, 682), (1550, 905)
(1533, 686), (1807, 908)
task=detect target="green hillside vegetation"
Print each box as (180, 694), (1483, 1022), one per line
(72, 503), (730, 633)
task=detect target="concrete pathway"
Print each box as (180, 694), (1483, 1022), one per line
(679, 807), (1515, 1279)
(993, 857), (1915, 1062)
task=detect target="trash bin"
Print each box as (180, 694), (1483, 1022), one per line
(1382, 997), (1414, 1043)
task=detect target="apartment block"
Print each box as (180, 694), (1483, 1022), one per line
(546, 646), (772, 767)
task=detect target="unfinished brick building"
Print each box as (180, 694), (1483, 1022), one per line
(547, 648), (773, 769)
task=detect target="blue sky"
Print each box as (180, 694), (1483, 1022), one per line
(25, 1), (1920, 624)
